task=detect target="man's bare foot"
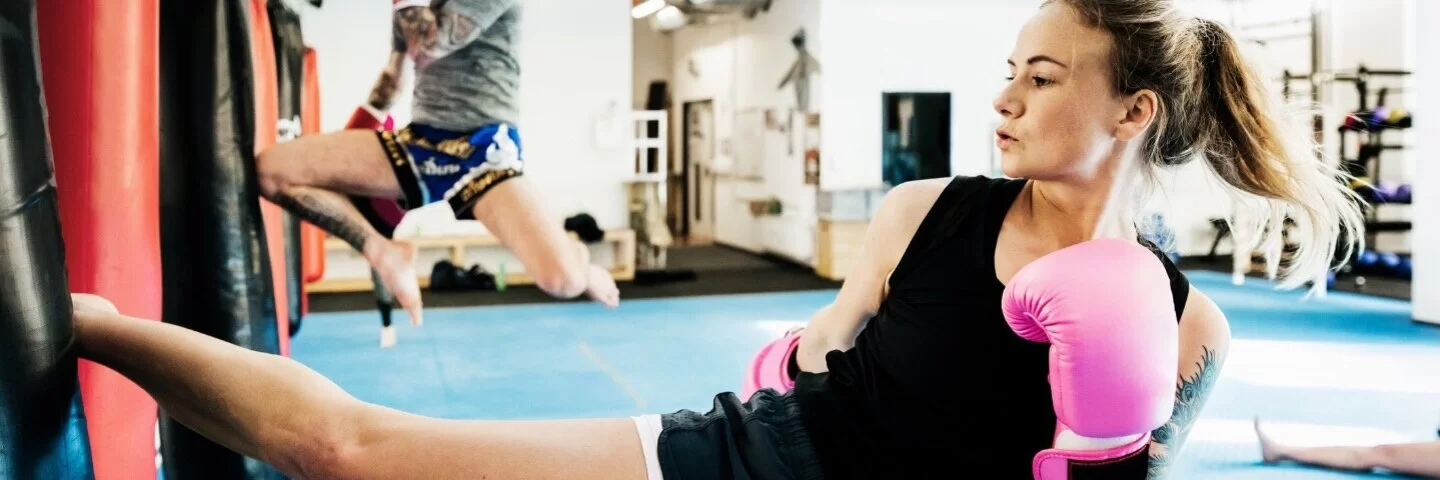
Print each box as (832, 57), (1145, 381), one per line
(584, 264), (620, 308)
(365, 240), (424, 326)
(1255, 417), (1286, 464)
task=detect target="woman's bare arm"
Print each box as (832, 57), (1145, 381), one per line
(1147, 288), (1232, 478)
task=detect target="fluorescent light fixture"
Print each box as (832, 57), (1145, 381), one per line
(631, 0), (666, 18)
(652, 5), (687, 30)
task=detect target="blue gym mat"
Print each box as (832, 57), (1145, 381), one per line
(291, 270), (1438, 479)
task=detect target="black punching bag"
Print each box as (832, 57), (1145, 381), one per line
(269, 0), (306, 337)
(158, 0), (285, 478)
(0, 1), (96, 478)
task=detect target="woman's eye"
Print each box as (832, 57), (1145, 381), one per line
(1032, 76), (1053, 87)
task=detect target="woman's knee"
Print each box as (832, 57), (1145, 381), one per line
(1365, 442), (1440, 473)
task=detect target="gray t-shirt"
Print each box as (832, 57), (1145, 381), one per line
(399, 0), (521, 131)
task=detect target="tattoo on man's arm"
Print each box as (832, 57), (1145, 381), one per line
(367, 52), (406, 111)
(1148, 346), (1221, 478)
(271, 188), (373, 252)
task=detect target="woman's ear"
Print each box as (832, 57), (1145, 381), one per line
(1115, 89), (1159, 141)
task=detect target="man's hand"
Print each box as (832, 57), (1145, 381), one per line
(395, 6), (438, 53)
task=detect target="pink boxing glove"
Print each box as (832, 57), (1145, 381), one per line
(345, 104), (394, 131)
(1001, 238), (1178, 479)
(739, 328), (803, 400)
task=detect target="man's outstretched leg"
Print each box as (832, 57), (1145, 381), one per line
(71, 294), (649, 480)
(256, 130), (424, 326)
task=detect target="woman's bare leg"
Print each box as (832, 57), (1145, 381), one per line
(71, 294), (647, 480)
(1256, 418), (1440, 477)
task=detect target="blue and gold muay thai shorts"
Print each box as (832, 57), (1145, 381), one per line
(374, 122), (524, 221)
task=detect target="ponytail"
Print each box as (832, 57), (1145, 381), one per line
(1054, 0), (1365, 292)
(1192, 19), (1365, 292)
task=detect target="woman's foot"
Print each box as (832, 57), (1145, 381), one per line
(584, 264), (620, 308)
(365, 240), (424, 326)
(1255, 417), (1286, 464)
(72, 293), (120, 316)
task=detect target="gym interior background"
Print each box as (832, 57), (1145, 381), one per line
(3, 0), (1436, 479)
(307, 0), (1438, 477)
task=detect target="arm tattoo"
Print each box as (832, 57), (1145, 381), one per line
(1148, 346), (1221, 479)
(270, 187), (374, 253)
(367, 51), (407, 111)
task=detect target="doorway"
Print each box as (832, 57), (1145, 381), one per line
(681, 99), (716, 243)
(882, 92), (951, 187)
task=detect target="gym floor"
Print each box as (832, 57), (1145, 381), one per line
(295, 254), (1436, 479)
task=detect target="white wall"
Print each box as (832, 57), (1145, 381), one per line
(818, 0), (1042, 191)
(633, 17), (673, 110)
(296, 0), (415, 130)
(1412, 0), (1437, 324)
(667, 0), (822, 261)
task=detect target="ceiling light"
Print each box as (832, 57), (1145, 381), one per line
(631, 0), (666, 19)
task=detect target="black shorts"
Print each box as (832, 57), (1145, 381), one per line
(646, 390), (826, 480)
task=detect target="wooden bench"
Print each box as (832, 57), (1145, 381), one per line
(308, 229), (636, 293)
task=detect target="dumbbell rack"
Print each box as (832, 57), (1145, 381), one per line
(1337, 67), (1412, 256)
(1283, 65), (1415, 285)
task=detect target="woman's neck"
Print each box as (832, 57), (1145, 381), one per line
(1024, 174), (1138, 248)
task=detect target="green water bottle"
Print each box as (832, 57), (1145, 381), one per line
(497, 260), (507, 292)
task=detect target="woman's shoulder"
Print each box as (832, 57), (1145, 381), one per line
(873, 177), (964, 229)
(881, 175), (1009, 210)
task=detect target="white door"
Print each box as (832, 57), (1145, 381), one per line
(685, 101), (716, 243)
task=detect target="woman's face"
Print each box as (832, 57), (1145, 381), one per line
(993, 4), (1128, 181)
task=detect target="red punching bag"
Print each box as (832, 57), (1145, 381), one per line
(247, 0), (291, 356)
(36, 0), (161, 479)
(300, 47), (326, 292)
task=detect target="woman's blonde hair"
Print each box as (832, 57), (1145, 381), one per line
(1051, 0), (1365, 292)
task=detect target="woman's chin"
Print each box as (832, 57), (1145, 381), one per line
(1000, 156), (1028, 179)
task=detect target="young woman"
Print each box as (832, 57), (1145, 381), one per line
(67, 0), (1362, 478)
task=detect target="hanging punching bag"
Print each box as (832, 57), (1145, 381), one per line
(299, 47), (325, 310)
(158, 0), (285, 477)
(269, 0), (306, 338)
(36, 0), (162, 477)
(248, 0), (291, 357)
(0, 0), (96, 478)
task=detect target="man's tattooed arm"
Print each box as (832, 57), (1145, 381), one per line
(367, 50), (407, 112)
(269, 187), (376, 253)
(369, 6), (438, 111)
(1147, 346), (1223, 479)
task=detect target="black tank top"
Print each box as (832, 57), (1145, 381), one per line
(792, 175), (1190, 479)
